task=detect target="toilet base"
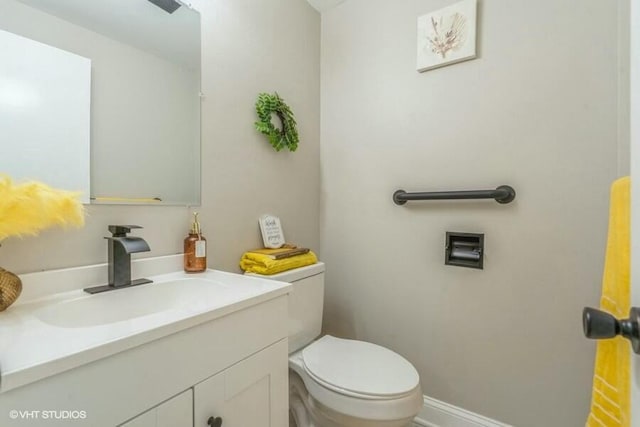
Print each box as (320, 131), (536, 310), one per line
(289, 371), (416, 427)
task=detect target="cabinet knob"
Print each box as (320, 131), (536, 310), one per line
(207, 416), (223, 427)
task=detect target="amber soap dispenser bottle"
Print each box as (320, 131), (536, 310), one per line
(184, 212), (207, 273)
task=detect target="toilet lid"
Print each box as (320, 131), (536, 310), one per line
(301, 335), (420, 398)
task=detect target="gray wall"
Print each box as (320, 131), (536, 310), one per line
(0, 0), (320, 274)
(618, 0), (631, 176)
(196, 0), (321, 271)
(319, 0), (623, 426)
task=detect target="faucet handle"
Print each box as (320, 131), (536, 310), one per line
(108, 225), (143, 237)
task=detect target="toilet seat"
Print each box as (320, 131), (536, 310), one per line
(302, 335), (420, 399)
(289, 336), (424, 422)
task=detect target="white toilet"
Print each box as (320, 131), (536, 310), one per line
(248, 262), (423, 427)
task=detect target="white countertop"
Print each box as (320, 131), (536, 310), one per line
(0, 258), (290, 393)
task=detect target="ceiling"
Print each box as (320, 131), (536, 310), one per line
(306, 0), (347, 13)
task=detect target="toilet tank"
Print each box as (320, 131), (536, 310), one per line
(246, 262), (325, 353)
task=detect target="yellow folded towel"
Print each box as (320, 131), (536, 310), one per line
(586, 176), (630, 427)
(240, 250), (318, 275)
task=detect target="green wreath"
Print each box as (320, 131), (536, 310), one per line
(254, 92), (299, 152)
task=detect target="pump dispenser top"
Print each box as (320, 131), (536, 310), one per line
(190, 213), (201, 235)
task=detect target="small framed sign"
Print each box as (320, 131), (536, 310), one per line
(259, 214), (286, 248)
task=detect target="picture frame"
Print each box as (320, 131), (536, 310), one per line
(416, 0), (477, 72)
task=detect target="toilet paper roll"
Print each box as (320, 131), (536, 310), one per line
(451, 248), (480, 261)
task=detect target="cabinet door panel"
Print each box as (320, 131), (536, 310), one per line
(120, 389), (193, 427)
(194, 339), (288, 427)
(157, 389), (193, 427)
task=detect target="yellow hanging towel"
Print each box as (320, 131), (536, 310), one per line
(586, 176), (630, 427)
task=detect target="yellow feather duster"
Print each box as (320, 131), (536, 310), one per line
(0, 177), (85, 241)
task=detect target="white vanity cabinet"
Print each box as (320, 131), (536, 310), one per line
(121, 339), (288, 427)
(0, 292), (289, 427)
(120, 390), (193, 427)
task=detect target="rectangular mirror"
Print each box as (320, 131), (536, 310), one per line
(0, 0), (201, 206)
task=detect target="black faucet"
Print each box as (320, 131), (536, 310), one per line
(84, 225), (153, 294)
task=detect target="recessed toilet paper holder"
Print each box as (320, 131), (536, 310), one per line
(445, 232), (484, 269)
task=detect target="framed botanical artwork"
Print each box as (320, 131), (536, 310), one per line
(416, 0), (477, 72)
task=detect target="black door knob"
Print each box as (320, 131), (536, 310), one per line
(583, 306), (640, 354)
(207, 416), (223, 427)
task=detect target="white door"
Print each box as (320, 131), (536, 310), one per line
(630, 1), (639, 425)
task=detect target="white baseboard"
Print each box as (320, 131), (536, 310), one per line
(413, 395), (512, 427)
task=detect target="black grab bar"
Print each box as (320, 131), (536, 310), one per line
(393, 185), (516, 205)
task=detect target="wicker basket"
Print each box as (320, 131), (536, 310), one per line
(0, 267), (22, 311)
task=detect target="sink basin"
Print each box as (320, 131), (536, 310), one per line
(0, 262), (291, 394)
(34, 278), (244, 328)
